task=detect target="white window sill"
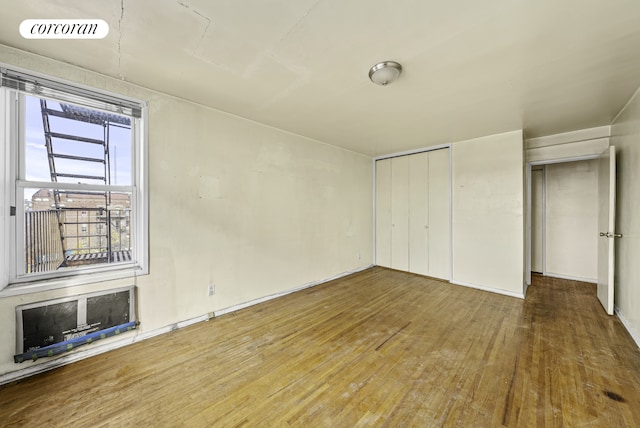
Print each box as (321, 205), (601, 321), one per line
(0, 264), (147, 297)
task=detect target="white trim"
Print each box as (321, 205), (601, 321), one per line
(526, 164), (546, 284)
(5, 91), (18, 289)
(543, 272), (597, 284)
(0, 266), (142, 297)
(373, 143), (451, 161)
(450, 280), (525, 299)
(525, 163), (532, 286)
(215, 265), (372, 317)
(615, 306), (640, 349)
(530, 165), (548, 277)
(134, 103), (150, 276)
(127, 314), (211, 344)
(0, 89), (9, 288)
(176, 314), (209, 330)
(372, 159), (377, 266)
(542, 166), (547, 275)
(526, 139), (609, 165)
(525, 126), (611, 148)
(448, 146), (453, 281)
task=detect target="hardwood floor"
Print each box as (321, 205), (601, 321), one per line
(1, 267), (640, 426)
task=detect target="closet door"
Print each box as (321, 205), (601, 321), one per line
(428, 148), (451, 280)
(409, 152), (429, 275)
(531, 168), (544, 273)
(391, 156), (409, 271)
(375, 158), (392, 268)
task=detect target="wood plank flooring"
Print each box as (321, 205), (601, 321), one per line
(1, 267), (640, 426)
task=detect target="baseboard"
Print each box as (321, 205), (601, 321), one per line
(544, 272), (597, 284)
(214, 264), (373, 317)
(451, 280), (525, 299)
(0, 332), (136, 386)
(615, 306), (640, 349)
(0, 265), (373, 386)
(133, 313), (210, 343)
(0, 311), (210, 386)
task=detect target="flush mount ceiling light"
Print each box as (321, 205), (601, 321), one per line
(368, 61), (402, 86)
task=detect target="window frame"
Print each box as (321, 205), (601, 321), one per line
(0, 64), (149, 295)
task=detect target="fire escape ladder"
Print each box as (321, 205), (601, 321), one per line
(40, 99), (110, 265)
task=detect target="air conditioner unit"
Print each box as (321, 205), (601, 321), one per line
(15, 286), (136, 363)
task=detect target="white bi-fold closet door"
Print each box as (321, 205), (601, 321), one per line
(375, 148), (451, 280)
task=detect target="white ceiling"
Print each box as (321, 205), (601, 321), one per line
(2, 0), (640, 156)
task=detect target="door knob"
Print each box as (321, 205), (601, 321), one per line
(600, 232), (623, 238)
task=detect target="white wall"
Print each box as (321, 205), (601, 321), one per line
(544, 160), (598, 282)
(0, 45), (373, 379)
(610, 86), (640, 346)
(427, 148), (452, 280)
(452, 130), (524, 297)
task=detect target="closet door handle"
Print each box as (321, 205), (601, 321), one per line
(600, 232), (623, 238)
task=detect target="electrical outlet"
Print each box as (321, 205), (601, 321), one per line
(207, 283), (215, 296)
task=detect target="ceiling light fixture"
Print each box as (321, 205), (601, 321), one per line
(368, 61), (402, 86)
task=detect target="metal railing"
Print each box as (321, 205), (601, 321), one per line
(25, 210), (65, 274)
(25, 208), (132, 273)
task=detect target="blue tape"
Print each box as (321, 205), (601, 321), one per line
(14, 321), (137, 363)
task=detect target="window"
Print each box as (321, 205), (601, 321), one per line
(0, 66), (148, 291)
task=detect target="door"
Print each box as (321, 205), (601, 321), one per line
(408, 153), (429, 275)
(391, 156), (409, 271)
(375, 149), (451, 277)
(597, 146), (617, 315)
(375, 159), (392, 268)
(531, 168), (544, 273)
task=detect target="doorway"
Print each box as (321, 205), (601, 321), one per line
(527, 158), (600, 285)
